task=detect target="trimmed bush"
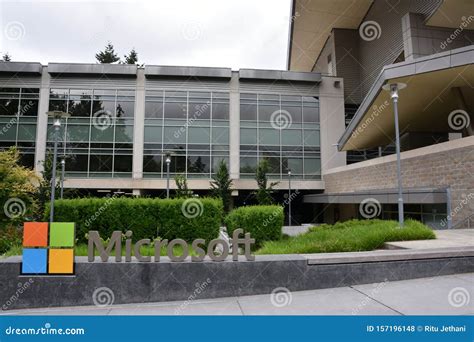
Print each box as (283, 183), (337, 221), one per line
(46, 197), (223, 244)
(225, 205), (283, 247)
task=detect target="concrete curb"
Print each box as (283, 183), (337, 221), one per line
(1, 248), (473, 310)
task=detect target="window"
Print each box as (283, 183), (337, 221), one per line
(0, 87), (39, 168)
(143, 90), (230, 178)
(47, 88), (135, 177)
(165, 91), (187, 120)
(240, 93), (320, 180)
(212, 93), (229, 120)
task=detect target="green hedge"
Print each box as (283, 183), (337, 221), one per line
(46, 197), (223, 244)
(225, 205), (283, 247)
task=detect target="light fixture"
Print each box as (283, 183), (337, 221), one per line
(287, 168), (292, 226)
(46, 111), (70, 222)
(382, 82), (407, 227)
(164, 152), (172, 198)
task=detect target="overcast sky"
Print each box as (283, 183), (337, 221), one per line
(0, 0), (292, 70)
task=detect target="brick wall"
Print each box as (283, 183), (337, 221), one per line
(323, 137), (474, 226)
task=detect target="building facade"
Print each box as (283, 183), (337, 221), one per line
(1, 0), (472, 229)
(0, 63), (345, 223)
(289, 0), (474, 228)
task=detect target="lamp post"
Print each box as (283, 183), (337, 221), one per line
(46, 111), (70, 223)
(60, 156), (66, 199)
(165, 153), (171, 198)
(288, 169), (292, 226)
(382, 82), (406, 227)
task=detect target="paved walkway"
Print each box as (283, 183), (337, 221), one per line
(282, 225), (311, 236)
(385, 229), (474, 249)
(2, 273), (473, 315)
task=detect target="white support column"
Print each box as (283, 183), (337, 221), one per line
(319, 77), (346, 174)
(229, 71), (240, 179)
(34, 66), (51, 174)
(132, 68), (145, 181)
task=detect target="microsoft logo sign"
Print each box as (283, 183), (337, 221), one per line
(20, 223), (255, 275)
(21, 222), (75, 275)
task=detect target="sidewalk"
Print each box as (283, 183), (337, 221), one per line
(385, 229), (474, 249)
(2, 273), (472, 316)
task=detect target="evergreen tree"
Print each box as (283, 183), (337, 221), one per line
(2, 53), (11, 62)
(95, 42), (120, 64)
(123, 49), (139, 64)
(210, 159), (233, 213)
(174, 174), (192, 198)
(254, 159), (279, 205)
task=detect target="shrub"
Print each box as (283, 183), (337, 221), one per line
(46, 197), (223, 244)
(0, 225), (22, 255)
(225, 205), (283, 247)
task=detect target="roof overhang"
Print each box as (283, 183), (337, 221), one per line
(338, 45), (474, 151)
(239, 69), (321, 82)
(0, 62), (42, 75)
(304, 187), (448, 204)
(145, 65), (232, 79)
(288, 0), (373, 71)
(425, 0), (474, 29)
(48, 63), (137, 77)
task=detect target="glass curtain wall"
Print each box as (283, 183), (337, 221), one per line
(143, 90), (229, 178)
(48, 88), (135, 177)
(240, 93), (321, 179)
(0, 87), (39, 168)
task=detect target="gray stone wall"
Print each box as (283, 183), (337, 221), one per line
(324, 137), (474, 226)
(403, 13), (474, 61)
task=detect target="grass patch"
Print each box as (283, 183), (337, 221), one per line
(2, 245), (22, 258)
(256, 219), (435, 255)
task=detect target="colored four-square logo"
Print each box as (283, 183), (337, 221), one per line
(21, 222), (75, 275)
